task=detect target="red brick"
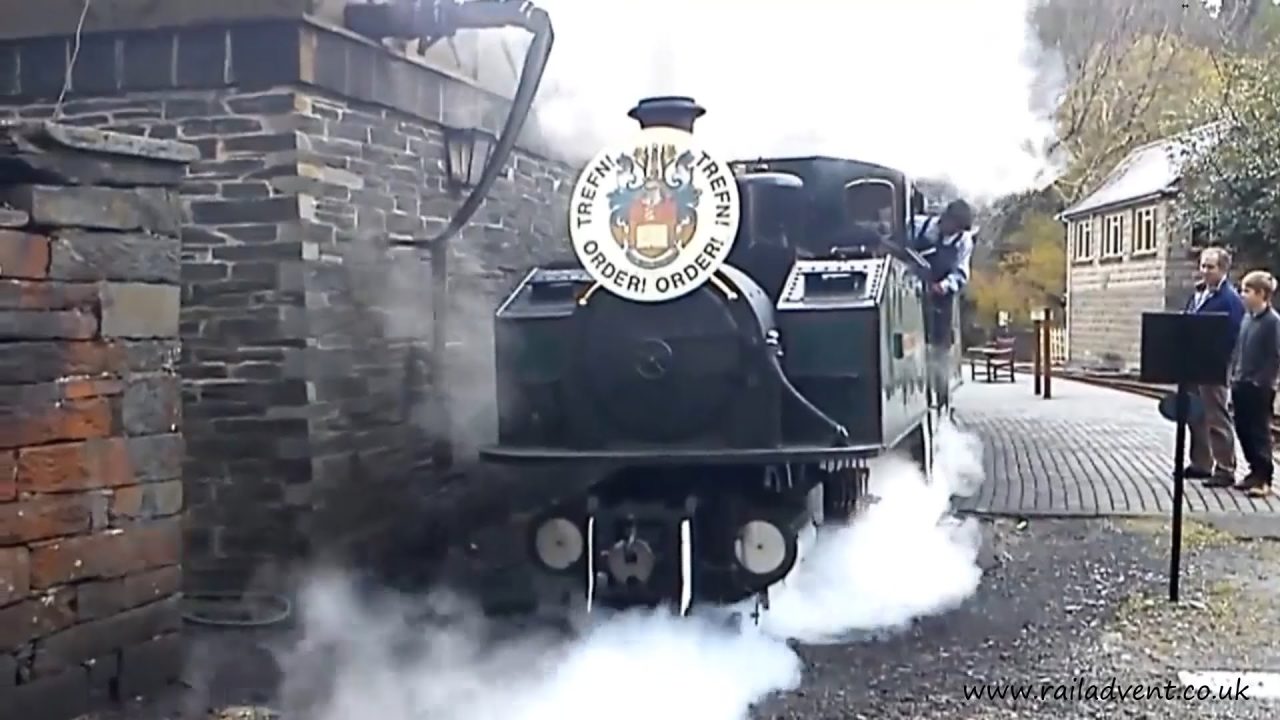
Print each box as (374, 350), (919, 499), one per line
(0, 547), (29, 606)
(0, 279), (99, 310)
(0, 495), (93, 546)
(57, 377), (125, 400)
(0, 450), (14, 502)
(0, 586), (76, 651)
(0, 230), (51, 280)
(76, 566), (181, 622)
(28, 518), (182, 589)
(16, 438), (136, 493)
(0, 396), (115, 450)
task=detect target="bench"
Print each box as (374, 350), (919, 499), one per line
(966, 340), (1015, 383)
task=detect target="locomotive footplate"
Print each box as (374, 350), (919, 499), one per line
(480, 443), (883, 465)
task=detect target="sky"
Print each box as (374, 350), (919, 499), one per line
(514, 0), (1058, 202)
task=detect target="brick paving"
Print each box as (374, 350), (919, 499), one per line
(951, 373), (1280, 516)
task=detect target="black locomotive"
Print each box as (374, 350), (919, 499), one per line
(480, 96), (961, 620)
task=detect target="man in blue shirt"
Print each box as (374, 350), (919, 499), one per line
(1184, 246), (1246, 486)
(911, 199), (976, 408)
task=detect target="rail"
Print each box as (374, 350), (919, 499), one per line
(1057, 369), (1280, 442)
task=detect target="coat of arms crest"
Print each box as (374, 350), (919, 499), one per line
(606, 143), (701, 270)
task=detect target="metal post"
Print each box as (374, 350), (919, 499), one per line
(1169, 384), (1189, 602)
(1042, 308), (1053, 399)
(1033, 318), (1043, 396)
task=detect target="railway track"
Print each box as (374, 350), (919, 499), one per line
(1056, 369), (1280, 441)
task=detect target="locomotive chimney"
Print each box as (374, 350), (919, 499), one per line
(627, 96), (707, 132)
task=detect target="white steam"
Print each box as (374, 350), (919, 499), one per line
(485, 0), (1054, 199)
(267, 419), (986, 720)
(761, 421), (986, 643)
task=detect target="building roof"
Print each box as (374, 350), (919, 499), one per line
(1059, 123), (1224, 221)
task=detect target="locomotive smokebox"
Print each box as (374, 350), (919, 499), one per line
(627, 96), (707, 132)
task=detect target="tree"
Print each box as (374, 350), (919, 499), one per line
(972, 185), (1064, 275)
(914, 177), (961, 212)
(1049, 33), (1224, 201)
(1175, 41), (1280, 269)
(1025, 0), (1234, 203)
(968, 211), (1066, 327)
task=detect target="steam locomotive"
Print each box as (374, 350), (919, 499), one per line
(479, 96), (961, 621)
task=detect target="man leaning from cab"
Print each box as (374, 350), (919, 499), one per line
(910, 199), (975, 409)
(911, 199), (976, 335)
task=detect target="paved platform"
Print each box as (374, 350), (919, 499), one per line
(951, 374), (1280, 517)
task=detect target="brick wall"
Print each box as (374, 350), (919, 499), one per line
(0, 123), (194, 719)
(0, 17), (578, 592)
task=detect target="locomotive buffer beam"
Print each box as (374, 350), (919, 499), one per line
(531, 488), (813, 615)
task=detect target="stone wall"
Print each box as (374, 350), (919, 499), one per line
(0, 123), (194, 719)
(1161, 200), (1200, 309)
(1066, 199), (1184, 370)
(0, 16), (578, 592)
(291, 86), (574, 564)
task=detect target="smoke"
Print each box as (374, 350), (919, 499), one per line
(336, 232), (510, 458)
(262, 418), (986, 720)
(486, 0), (1054, 199)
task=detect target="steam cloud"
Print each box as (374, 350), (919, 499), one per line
(295, 6), (996, 713)
(264, 419), (987, 720)
(492, 0), (1054, 200)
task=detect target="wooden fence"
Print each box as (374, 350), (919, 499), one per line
(1050, 325), (1066, 365)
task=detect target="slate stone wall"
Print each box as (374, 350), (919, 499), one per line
(0, 122), (195, 720)
(0, 18), (578, 592)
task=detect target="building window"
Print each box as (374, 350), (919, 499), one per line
(1134, 206), (1157, 254)
(1071, 219), (1093, 261)
(1191, 221), (1211, 248)
(1102, 213), (1125, 257)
